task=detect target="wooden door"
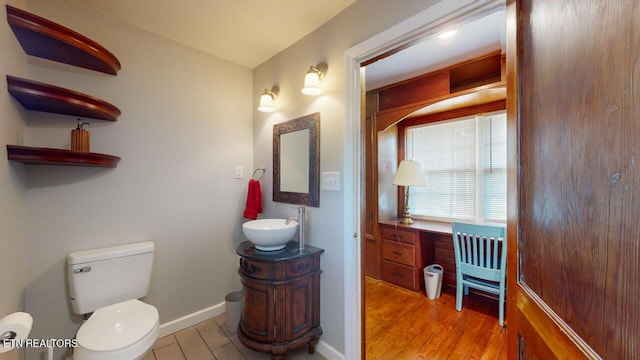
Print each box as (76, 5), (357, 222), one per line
(507, 0), (639, 358)
(282, 275), (314, 341)
(240, 277), (276, 343)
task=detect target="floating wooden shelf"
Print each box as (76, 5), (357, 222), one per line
(7, 145), (121, 168)
(6, 4), (121, 75)
(7, 75), (120, 121)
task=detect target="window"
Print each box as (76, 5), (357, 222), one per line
(405, 111), (507, 223)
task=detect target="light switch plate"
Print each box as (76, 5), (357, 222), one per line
(235, 166), (243, 179)
(321, 172), (340, 191)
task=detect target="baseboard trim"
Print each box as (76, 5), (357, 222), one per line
(158, 302), (225, 337)
(316, 339), (345, 360)
(158, 305), (345, 360)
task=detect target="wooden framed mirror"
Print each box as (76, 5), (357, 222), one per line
(273, 112), (320, 207)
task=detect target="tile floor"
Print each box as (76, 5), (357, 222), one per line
(143, 313), (327, 360)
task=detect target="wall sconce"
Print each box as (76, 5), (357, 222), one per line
(301, 62), (328, 96)
(258, 86), (279, 113)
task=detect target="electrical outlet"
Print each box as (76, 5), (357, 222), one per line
(235, 166), (243, 179)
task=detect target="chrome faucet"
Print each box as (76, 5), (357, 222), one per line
(287, 206), (306, 251)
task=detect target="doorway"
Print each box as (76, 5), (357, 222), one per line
(342, 1), (507, 358)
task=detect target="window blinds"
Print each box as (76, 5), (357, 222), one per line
(406, 111), (507, 223)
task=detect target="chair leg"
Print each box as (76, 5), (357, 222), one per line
(499, 288), (505, 327)
(464, 285), (469, 296)
(456, 278), (463, 311)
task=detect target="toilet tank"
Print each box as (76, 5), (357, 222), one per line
(68, 241), (154, 315)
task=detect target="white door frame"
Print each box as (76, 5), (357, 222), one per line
(342, 0), (505, 358)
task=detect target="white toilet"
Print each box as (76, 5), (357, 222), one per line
(67, 242), (159, 360)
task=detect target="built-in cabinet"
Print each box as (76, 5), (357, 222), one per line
(378, 220), (457, 292)
(364, 51), (506, 293)
(5, 5), (122, 168)
(379, 224), (427, 292)
(236, 241), (323, 360)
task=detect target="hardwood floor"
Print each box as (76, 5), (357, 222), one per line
(365, 277), (507, 359)
(144, 279), (505, 360)
(143, 313), (326, 360)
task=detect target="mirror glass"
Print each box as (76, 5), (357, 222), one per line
(280, 129), (309, 193)
(273, 112), (320, 207)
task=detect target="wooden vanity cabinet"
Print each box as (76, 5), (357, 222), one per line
(236, 241), (323, 360)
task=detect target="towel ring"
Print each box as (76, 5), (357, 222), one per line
(252, 166), (266, 181)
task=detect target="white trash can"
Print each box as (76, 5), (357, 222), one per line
(424, 264), (444, 300)
(225, 290), (242, 334)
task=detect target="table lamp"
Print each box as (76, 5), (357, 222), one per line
(393, 160), (426, 224)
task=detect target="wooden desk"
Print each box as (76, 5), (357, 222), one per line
(378, 219), (456, 292)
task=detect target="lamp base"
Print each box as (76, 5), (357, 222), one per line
(399, 207), (413, 225)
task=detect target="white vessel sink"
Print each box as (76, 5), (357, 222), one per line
(242, 219), (298, 251)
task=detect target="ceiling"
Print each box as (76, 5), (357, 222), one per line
(64, 1), (504, 89)
(66, 0), (356, 69)
(365, 9), (506, 90)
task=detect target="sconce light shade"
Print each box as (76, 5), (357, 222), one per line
(302, 72), (321, 95)
(257, 86), (279, 113)
(301, 62), (328, 96)
(258, 93), (275, 112)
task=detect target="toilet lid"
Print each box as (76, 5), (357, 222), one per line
(77, 299), (158, 352)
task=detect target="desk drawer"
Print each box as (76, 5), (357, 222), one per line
(382, 240), (415, 266)
(381, 260), (416, 290)
(380, 226), (416, 244)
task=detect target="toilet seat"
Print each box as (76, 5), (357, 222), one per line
(74, 299), (159, 360)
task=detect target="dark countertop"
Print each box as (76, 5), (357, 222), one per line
(236, 241), (324, 261)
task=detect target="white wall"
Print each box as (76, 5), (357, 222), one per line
(252, 0), (440, 356)
(19, 1), (252, 359)
(0, 1), (27, 359)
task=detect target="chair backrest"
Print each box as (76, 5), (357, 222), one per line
(452, 222), (506, 282)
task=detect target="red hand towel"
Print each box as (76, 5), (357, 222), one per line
(243, 179), (263, 220)
(255, 181), (263, 214)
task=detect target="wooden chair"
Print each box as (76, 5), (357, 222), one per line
(451, 222), (507, 326)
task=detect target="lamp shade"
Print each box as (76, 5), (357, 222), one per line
(393, 160), (426, 186)
(258, 92), (275, 112)
(301, 71), (322, 95)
